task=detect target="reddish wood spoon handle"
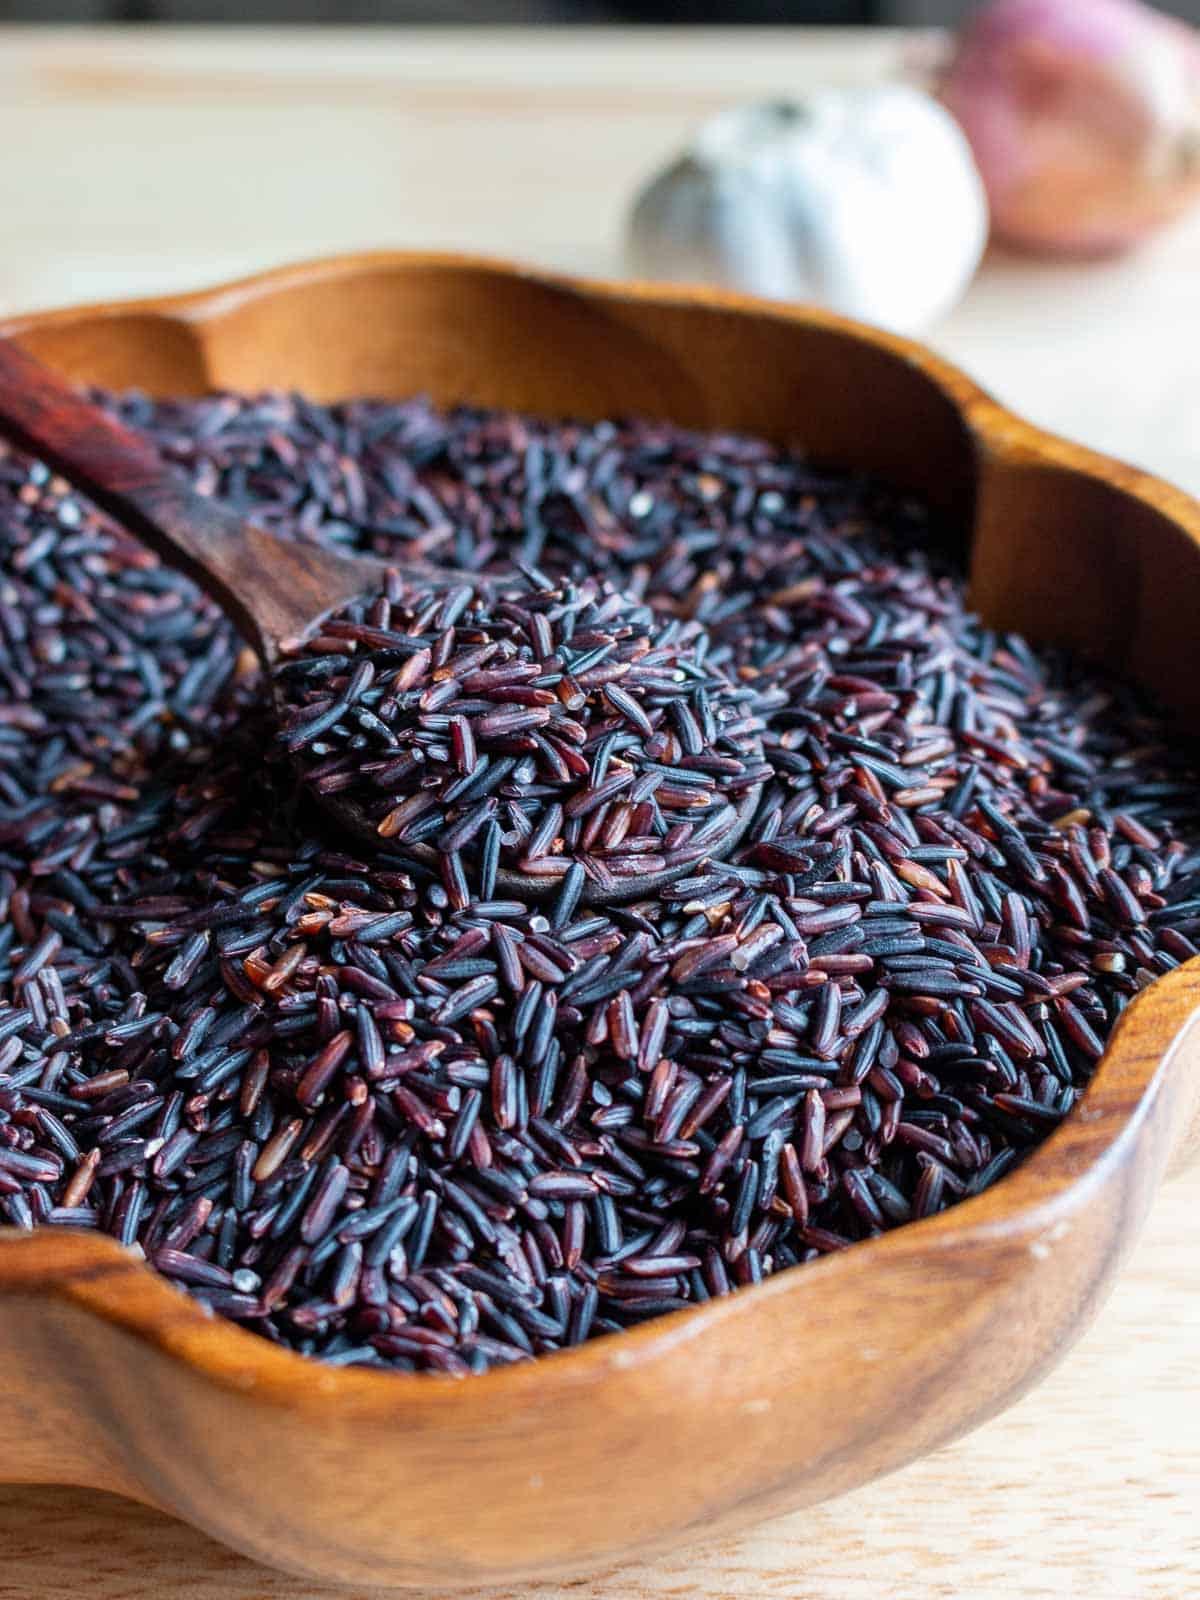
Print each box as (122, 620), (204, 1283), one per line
(0, 338), (383, 660)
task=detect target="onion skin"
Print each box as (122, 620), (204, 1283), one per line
(939, 0), (1200, 256)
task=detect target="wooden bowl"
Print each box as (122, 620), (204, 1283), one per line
(1, 253), (1198, 1591)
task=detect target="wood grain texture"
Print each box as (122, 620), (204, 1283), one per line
(0, 249), (1198, 1594)
(0, 26), (1195, 1598)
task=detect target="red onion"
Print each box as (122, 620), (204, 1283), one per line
(939, 0), (1200, 255)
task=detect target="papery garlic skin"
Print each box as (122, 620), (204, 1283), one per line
(628, 88), (988, 335)
(939, 0), (1200, 256)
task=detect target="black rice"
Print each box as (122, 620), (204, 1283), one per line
(275, 573), (768, 889)
(0, 389), (1198, 1376)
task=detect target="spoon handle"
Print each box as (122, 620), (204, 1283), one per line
(0, 338), (379, 659)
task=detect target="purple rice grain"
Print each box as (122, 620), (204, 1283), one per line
(0, 392), (1198, 1374)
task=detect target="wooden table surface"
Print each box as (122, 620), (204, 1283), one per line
(0, 25), (1196, 1600)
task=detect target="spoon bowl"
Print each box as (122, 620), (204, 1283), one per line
(0, 339), (763, 893)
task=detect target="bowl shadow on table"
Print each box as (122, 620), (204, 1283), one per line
(0, 1482), (732, 1600)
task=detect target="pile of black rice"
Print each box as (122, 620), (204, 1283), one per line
(275, 572), (773, 887)
(1, 391), (1198, 1376)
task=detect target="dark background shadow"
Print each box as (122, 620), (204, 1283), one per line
(5, 0), (1197, 25)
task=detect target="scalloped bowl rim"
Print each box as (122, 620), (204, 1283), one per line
(1, 250), (1198, 1414)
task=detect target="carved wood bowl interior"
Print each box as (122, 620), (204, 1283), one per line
(1, 254), (1198, 1591)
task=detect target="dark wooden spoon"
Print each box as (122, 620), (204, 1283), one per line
(0, 338), (762, 901)
(0, 337), (394, 663)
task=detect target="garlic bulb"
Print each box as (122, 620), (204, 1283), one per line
(628, 88), (988, 335)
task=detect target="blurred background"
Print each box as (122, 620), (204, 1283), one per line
(4, 1), (1200, 24)
(0, 0), (1195, 493)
